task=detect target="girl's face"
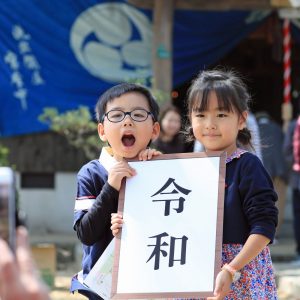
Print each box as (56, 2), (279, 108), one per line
(161, 110), (181, 137)
(191, 91), (247, 156)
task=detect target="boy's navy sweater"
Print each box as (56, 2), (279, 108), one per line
(71, 160), (118, 298)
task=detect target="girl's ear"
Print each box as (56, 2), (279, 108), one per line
(98, 123), (107, 142)
(151, 122), (160, 141)
(239, 111), (248, 130)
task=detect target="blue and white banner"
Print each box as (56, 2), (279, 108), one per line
(0, 0), (152, 136)
(0, 1), (269, 136)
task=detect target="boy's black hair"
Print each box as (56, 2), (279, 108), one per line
(95, 83), (159, 123)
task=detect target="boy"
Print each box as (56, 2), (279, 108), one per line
(70, 83), (160, 299)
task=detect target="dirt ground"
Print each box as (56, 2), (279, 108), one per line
(48, 258), (86, 300)
(50, 269), (85, 300)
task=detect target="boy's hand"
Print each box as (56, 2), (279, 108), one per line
(108, 160), (136, 191)
(207, 269), (232, 300)
(111, 213), (123, 236)
(138, 148), (162, 161)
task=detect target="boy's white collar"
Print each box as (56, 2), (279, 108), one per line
(99, 147), (117, 171)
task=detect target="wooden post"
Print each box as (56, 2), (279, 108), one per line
(271, 0), (293, 7)
(152, 0), (174, 98)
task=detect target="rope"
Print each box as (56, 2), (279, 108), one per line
(282, 19), (292, 132)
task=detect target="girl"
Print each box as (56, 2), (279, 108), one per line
(152, 104), (193, 154)
(187, 69), (278, 299)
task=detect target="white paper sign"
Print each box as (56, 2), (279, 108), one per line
(112, 153), (225, 299)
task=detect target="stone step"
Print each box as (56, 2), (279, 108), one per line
(274, 262), (300, 300)
(270, 238), (300, 300)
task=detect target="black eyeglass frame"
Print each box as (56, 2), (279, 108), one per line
(101, 109), (155, 123)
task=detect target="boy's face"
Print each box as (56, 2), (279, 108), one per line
(98, 92), (160, 159)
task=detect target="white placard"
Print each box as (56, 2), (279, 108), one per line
(112, 153), (225, 299)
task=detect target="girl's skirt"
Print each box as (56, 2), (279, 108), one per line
(221, 243), (277, 300)
(178, 243), (277, 300)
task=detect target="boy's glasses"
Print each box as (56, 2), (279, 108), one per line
(103, 109), (153, 123)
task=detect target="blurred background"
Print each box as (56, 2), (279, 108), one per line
(1, 0), (300, 299)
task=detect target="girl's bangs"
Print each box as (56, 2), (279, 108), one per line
(191, 87), (234, 113)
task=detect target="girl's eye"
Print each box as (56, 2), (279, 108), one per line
(195, 113), (205, 118)
(217, 113), (227, 118)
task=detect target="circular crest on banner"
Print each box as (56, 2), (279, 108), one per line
(70, 3), (153, 82)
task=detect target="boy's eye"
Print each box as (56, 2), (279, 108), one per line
(132, 109), (148, 121)
(133, 112), (144, 118)
(110, 112), (123, 119)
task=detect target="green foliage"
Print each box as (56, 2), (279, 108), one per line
(0, 144), (9, 166)
(39, 106), (103, 160)
(38, 79), (169, 160)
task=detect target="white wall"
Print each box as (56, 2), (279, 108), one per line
(16, 172), (77, 236)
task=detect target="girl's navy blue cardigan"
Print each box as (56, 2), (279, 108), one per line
(223, 152), (278, 244)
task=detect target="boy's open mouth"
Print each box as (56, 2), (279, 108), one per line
(122, 134), (136, 147)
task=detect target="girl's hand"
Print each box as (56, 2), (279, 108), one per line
(111, 213), (123, 236)
(207, 269), (232, 300)
(138, 148), (162, 161)
(108, 160), (136, 191)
